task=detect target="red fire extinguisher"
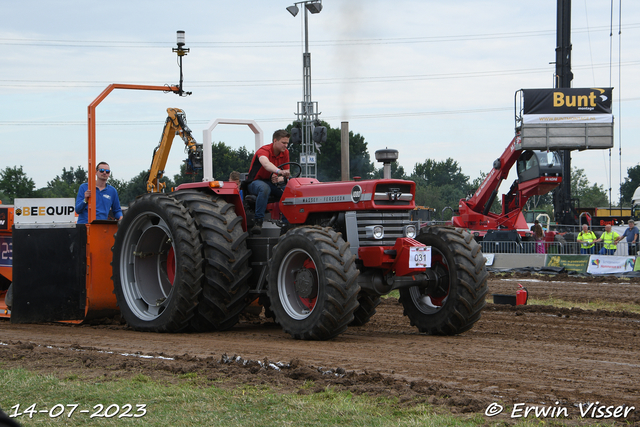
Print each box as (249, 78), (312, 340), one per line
(516, 283), (528, 306)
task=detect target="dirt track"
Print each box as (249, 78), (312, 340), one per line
(1, 273), (639, 423)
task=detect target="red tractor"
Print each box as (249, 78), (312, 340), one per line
(4, 85), (487, 340)
(111, 135), (489, 339)
(4, 34), (488, 338)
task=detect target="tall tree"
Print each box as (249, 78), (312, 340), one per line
(412, 158), (470, 190)
(409, 158), (472, 220)
(0, 166), (36, 203)
(571, 167), (609, 208)
(210, 142), (254, 181)
(373, 161), (406, 179)
(173, 162), (204, 187)
(171, 142), (253, 186)
(115, 171), (174, 206)
(620, 164), (640, 205)
(37, 166), (87, 198)
(286, 122), (375, 181)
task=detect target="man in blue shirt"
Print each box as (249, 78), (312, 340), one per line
(615, 219), (639, 255)
(75, 162), (123, 224)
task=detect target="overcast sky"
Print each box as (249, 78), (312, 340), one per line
(1, 0), (638, 204)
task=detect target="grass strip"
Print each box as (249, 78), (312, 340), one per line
(0, 368), (487, 427)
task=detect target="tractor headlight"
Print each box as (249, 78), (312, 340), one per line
(365, 225), (384, 240)
(404, 225), (417, 239)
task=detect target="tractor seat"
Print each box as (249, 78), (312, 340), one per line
(240, 173), (280, 210)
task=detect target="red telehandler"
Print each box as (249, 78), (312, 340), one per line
(452, 133), (562, 239)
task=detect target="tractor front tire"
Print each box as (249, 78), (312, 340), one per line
(173, 190), (252, 331)
(111, 193), (203, 332)
(399, 226), (488, 335)
(267, 226), (360, 340)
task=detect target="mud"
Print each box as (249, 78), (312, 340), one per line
(1, 273), (639, 424)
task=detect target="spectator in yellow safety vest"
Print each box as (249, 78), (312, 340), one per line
(576, 224), (596, 254)
(596, 224), (620, 256)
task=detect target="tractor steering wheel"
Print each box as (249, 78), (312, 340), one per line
(277, 162), (302, 179)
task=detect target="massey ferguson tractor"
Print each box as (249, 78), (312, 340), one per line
(3, 87), (488, 340)
(4, 62), (488, 339)
(107, 106), (488, 340)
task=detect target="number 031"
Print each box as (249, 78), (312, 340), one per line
(409, 246), (431, 268)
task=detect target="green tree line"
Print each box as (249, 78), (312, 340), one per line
(0, 123), (618, 220)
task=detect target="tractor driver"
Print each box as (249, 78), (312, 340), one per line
(75, 161), (123, 224)
(246, 129), (291, 235)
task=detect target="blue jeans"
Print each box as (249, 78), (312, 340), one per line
(248, 179), (283, 221)
(598, 247), (616, 255)
(580, 247), (594, 254)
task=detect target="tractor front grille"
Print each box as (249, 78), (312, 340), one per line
(356, 210), (413, 247)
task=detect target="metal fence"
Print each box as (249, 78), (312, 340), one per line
(480, 241), (637, 256)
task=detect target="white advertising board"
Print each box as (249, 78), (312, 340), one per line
(14, 198), (77, 228)
(586, 255), (635, 275)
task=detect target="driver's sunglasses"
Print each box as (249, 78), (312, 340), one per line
(98, 168), (111, 174)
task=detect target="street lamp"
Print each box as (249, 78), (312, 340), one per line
(172, 30), (191, 96)
(286, 1), (323, 179)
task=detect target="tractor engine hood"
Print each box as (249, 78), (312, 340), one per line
(280, 178), (416, 223)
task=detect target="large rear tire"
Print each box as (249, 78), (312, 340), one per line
(111, 193), (203, 332)
(267, 226), (360, 340)
(173, 190), (252, 331)
(399, 226), (487, 335)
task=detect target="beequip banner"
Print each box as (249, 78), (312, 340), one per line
(13, 198), (77, 225)
(522, 88), (613, 124)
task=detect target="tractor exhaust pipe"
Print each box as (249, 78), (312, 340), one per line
(375, 149), (398, 179)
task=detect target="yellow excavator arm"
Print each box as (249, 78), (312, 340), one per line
(147, 108), (202, 193)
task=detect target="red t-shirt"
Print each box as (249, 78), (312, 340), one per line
(248, 143), (290, 182)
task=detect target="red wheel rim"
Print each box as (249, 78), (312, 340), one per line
(166, 246), (176, 285)
(299, 258), (317, 310)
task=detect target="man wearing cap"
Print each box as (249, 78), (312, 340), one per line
(615, 219), (639, 255)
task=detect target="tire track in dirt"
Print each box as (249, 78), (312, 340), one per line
(1, 275), (639, 422)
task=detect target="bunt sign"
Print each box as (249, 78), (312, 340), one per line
(522, 88), (613, 124)
(516, 87), (614, 151)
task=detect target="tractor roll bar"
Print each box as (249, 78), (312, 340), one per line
(87, 84), (179, 223)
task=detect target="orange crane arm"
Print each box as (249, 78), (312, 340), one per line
(147, 108), (202, 193)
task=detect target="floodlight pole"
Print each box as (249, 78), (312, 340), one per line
(289, 1), (322, 179)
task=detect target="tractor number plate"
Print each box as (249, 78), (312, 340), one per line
(410, 246), (430, 269)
